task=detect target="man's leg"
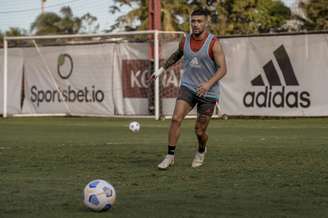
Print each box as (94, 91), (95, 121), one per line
(168, 100), (193, 146)
(158, 100), (192, 170)
(191, 99), (216, 168)
(195, 114), (211, 153)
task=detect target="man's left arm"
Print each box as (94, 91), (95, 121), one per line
(196, 40), (227, 96)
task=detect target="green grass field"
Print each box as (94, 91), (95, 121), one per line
(0, 117), (328, 218)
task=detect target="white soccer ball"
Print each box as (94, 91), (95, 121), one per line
(83, 179), (116, 211)
(129, 121), (140, 133)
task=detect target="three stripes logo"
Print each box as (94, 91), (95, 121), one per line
(243, 45), (311, 108)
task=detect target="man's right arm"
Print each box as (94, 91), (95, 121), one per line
(162, 48), (184, 70)
(150, 42), (184, 80)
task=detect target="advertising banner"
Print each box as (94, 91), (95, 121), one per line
(220, 34), (328, 116)
(1, 33), (328, 117)
(21, 44), (115, 115)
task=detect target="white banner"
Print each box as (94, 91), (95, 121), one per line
(160, 40), (185, 116)
(0, 48), (24, 114)
(21, 44), (115, 115)
(114, 42), (151, 115)
(1, 43), (153, 116)
(220, 34), (328, 116)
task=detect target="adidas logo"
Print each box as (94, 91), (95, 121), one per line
(190, 57), (200, 67)
(243, 45), (311, 108)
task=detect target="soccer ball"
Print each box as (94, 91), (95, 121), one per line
(83, 179), (116, 211)
(129, 121), (140, 133)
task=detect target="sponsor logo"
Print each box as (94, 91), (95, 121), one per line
(30, 85), (104, 106)
(57, 53), (73, 79)
(190, 57), (200, 67)
(122, 59), (182, 98)
(30, 53), (105, 106)
(243, 45), (311, 108)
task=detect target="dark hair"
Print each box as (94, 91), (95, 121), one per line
(191, 8), (209, 17)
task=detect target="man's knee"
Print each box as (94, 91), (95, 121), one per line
(171, 115), (183, 125)
(195, 126), (206, 138)
(195, 114), (210, 137)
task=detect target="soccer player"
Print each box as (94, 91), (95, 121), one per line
(151, 8), (227, 169)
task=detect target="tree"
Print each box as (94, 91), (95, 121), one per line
(0, 27), (28, 40)
(108, 0), (192, 32)
(56, 6), (81, 34)
(80, 13), (100, 33)
(0, 27), (28, 47)
(108, 0), (291, 34)
(298, 0), (328, 31)
(0, 30), (3, 44)
(31, 6), (84, 35)
(215, 0), (291, 34)
(31, 12), (62, 35)
(5, 27), (28, 37)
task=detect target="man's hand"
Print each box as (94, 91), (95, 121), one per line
(147, 46), (183, 84)
(147, 74), (157, 83)
(196, 82), (211, 97)
(147, 67), (165, 83)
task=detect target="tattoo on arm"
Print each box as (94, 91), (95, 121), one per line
(163, 48), (183, 70)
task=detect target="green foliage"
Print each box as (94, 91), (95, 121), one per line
(0, 27), (28, 44)
(30, 6), (98, 35)
(298, 0), (328, 31)
(4, 27), (28, 37)
(80, 13), (100, 34)
(57, 6), (82, 34)
(30, 12), (62, 35)
(215, 0), (291, 34)
(108, 0), (198, 31)
(108, 0), (291, 34)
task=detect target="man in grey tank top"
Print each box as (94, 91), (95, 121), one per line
(150, 8), (227, 170)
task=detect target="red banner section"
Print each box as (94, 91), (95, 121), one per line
(122, 59), (182, 98)
(122, 59), (150, 98)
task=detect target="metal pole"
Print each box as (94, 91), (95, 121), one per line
(3, 37), (8, 118)
(148, 0), (161, 119)
(154, 30), (160, 120)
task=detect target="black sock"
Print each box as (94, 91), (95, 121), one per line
(168, 145), (176, 155)
(198, 145), (206, 153)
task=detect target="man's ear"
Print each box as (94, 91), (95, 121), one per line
(206, 17), (210, 27)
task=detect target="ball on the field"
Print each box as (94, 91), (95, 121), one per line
(83, 179), (116, 211)
(129, 121), (140, 133)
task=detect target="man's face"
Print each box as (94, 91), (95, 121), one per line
(191, 15), (208, 36)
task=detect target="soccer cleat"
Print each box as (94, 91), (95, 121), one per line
(158, 154), (175, 170)
(191, 150), (206, 168)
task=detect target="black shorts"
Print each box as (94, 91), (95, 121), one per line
(177, 86), (217, 116)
